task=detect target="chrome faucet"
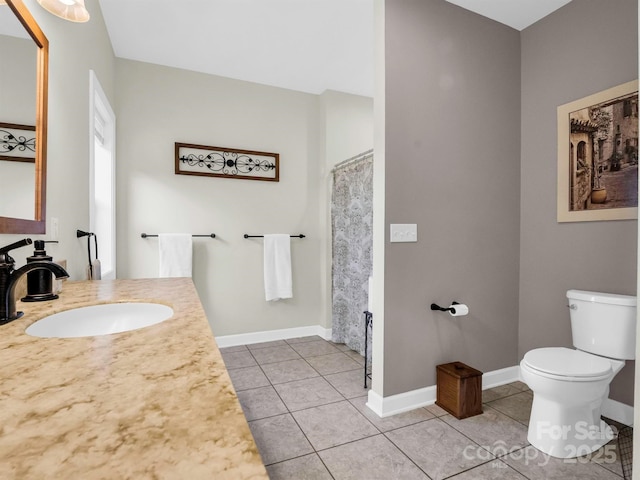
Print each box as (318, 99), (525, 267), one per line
(0, 238), (69, 325)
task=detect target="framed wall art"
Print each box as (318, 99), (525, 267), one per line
(175, 142), (279, 182)
(0, 122), (36, 163)
(557, 80), (638, 222)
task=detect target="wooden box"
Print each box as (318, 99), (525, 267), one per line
(435, 362), (483, 419)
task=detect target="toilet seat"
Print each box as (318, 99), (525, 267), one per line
(523, 347), (612, 380)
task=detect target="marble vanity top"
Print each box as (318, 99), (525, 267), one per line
(0, 278), (268, 479)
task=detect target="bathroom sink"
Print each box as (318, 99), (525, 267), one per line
(25, 302), (174, 338)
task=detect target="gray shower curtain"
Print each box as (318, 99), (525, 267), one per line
(331, 153), (373, 357)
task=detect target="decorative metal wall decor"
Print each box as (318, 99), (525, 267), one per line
(557, 80), (638, 222)
(0, 123), (36, 162)
(175, 142), (279, 182)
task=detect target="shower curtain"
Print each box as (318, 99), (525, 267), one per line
(331, 152), (373, 357)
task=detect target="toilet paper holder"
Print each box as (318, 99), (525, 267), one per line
(430, 301), (461, 314)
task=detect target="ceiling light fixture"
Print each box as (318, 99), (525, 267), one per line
(36, 0), (89, 22)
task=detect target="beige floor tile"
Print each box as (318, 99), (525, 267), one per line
(227, 365), (270, 391)
(502, 445), (622, 480)
(425, 403), (449, 417)
(292, 400), (379, 450)
(233, 340), (631, 480)
(220, 350), (257, 369)
(320, 434), (430, 480)
(386, 418), (493, 480)
(250, 345), (302, 365)
(305, 352), (362, 375)
(350, 396), (435, 432)
(266, 454), (333, 480)
(290, 340), (341, 357)
(441, 406), (529, 456)
(329, 342), (353, 352)
(236, 385), (288, 421)
(325, 369), (370, 398)
(247, 340), (288, 350)
(344, 349), (366, 365)
(448, 460), (527, 479)
(274, 376), (343, 411)
(286, 335), (325, 344)
(248, 414), (314, 465)
(217, 345), (248, 353)
(483, 384), (528, 403)
(260, 358), (320, 384)
(487, 391), (533, 426)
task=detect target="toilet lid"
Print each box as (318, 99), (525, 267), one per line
(523, 347), (612, 378)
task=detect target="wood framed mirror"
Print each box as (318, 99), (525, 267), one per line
(0, 0), (48, 234)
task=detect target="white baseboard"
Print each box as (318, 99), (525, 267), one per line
(366, 364), (634, 427)
(367, 384), (437, 418)
(367, 365), (521, 418)
(215, 325), (332, 348)
(603, 398), (634, 427)
(482, 365), (522, 389)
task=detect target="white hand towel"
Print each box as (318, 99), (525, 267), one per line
(263, 234), (292, 301)
(159, 233), (192, 278)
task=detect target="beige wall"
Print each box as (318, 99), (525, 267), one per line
(115, 59), (329, 336)
(383, 0), (522, 396)
(520, 0), (638, 405)
(319, 90), (374, 330)
(1, 0), (115, 279)
(320, 90), (374, 169)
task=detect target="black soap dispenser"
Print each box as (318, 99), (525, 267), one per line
(21, 240), (59, 302)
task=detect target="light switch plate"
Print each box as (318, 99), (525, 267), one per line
(390, 224), (417, 242)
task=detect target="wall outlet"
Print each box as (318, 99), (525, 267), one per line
(390, 224), (417, 242)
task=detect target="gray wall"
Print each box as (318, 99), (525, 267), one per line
(384, 0), (522, 396)
(383, 0), (638, 406)
(520, 0), (638, 405)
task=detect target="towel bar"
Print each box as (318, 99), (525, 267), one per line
(243, 234), (305, 238)
(141, 233), (216, 238)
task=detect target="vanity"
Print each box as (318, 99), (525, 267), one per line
(0, 278), (268, 479)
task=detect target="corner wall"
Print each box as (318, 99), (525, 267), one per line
(520, 0), (638, 405)
(383, 0), (522, 396)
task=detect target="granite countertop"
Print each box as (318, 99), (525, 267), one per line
(0, 278), (268, 479)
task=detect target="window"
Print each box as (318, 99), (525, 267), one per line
(90, 71), (116, 279)
(576, 141), (586, 169)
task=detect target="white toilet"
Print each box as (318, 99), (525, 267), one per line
(520, 289), (636, 459)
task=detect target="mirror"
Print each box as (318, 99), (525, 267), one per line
(0, 0), (48, 234)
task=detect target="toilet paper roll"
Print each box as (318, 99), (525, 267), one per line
(449, 303), (469, 317)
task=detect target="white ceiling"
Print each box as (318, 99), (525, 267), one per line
(445, 0), (572, 31)
(96, 0), (572, 98)
(98, 0), (375, 97)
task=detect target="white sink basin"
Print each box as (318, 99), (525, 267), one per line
(25, 302), (174, 338)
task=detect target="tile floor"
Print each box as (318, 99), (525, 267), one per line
(220, 336), (630, 480)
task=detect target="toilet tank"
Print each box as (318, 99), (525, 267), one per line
(567, 289), (637, 360)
